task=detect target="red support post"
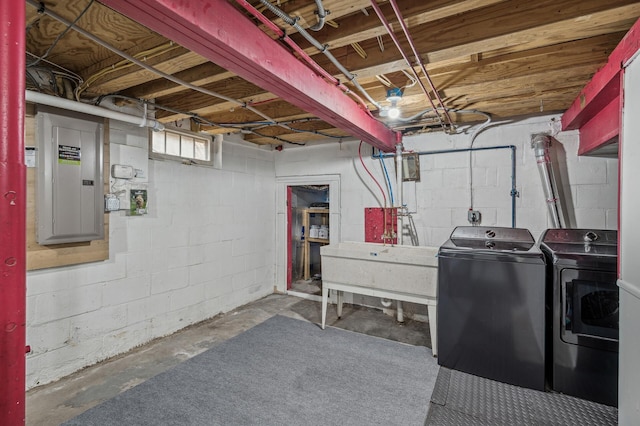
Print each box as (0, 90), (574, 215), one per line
(0, 1), (27, 425)
(99, 0), (400, 152)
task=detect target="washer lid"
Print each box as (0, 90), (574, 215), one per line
(448, 226), (536, 251)
(540, 228), (618, 256)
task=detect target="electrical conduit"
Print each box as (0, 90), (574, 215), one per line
(257, 0), (382, 109)
(234, 0), (373, 114)
(368, 0), (449, 133)
(26, 0), (332, 143)
(386, 0), (454, 130)
(308, 0), (328, 31)
(377, 145), (518, 228)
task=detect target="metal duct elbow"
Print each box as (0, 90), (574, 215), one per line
(531, 134), (564, 228)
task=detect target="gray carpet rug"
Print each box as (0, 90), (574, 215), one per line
(63, 315), (438, 426)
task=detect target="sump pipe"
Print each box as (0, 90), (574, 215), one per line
(531, 134), (564, 228)
(376, 145), (518, 228)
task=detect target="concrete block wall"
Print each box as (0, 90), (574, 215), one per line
(26, 124), (276, 389)
(274, 114), (618, 316)
(276, 115), (618, 248)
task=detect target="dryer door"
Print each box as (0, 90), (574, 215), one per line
(560, 268), (619, 351)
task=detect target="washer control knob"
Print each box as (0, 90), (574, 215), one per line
(584, 231), (598, 243)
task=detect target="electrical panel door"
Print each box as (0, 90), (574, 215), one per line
(36, 106), (104, 245)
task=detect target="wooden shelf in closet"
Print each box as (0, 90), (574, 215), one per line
(301, 208), (330, 280)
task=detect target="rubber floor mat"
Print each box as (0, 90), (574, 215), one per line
(426, 368), (617, 426)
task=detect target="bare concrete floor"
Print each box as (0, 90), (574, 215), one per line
(26, 294), (432, 426)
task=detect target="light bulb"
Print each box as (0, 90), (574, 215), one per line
(388, 106), (400, 119)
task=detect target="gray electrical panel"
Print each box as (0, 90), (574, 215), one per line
(36, 106), (104, 245)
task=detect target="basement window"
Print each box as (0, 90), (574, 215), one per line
(150, 127), (213, 165)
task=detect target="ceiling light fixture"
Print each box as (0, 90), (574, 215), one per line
(386, 88), (403, 120)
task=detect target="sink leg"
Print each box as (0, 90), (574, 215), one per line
(337, 291), (343, 318)
(428, 303), (437, 357)
(321, 286), (329, 329)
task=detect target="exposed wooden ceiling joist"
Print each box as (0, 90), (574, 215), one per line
(99, 0), (400, 150)
(24, 0), (640, 145)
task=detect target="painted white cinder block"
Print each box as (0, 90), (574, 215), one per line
(576, 184), (618, 208)
(275, 114), (618, 265)
(606, 209), (619, 229)
(26, 130), (276, 389)
(151, 267), (189, 294)
(26, 319), (71, 356)
(33, 283), (103, 325)
(574, 208), (608, 229)
(103, 275), (151, 306)
(567, 158), (608, 185)
(126, 293), (171, 325)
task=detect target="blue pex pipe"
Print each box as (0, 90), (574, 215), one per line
(376, 153), (395, 206)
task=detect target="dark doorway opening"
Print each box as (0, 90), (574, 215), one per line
(287, 185), (330, 295)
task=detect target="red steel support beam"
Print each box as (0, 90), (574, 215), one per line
(0, 1), (27, 425)
(578, 94), (621, 156)
(562, 18), (640, 155)
(99, 0), (400, 152)
(563, 17), (640, 131)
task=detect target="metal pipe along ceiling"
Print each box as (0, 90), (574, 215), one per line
(378, 145), (518, 228)
(26, 91), (165, 131)
(234, 0), (373, 114)
(368, 0), (451, 133)
(25, 0), (342, 145)
(256, 0), (382, 109)
(385, 0), (454, 130)
(99, 0), (399, 151)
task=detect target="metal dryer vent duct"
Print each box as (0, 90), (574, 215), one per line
(531, 134), (564, 228)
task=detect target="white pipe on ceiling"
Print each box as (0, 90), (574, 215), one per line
(26, 90), (165, 131)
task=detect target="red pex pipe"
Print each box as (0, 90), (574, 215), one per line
(0, 1), (27, 425)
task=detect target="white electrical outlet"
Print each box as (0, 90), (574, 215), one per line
(111, 164), (134, 179)
(468, 210), (481, 224)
